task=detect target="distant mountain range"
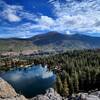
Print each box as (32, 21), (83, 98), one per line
(0, 31), (100, 52)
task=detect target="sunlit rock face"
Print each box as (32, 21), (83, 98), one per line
(0, 65), (56, 98)
(0, 78), (62, 100)
(31, 88), (63, 100)
(0, 77), (27, 100)
(0, 77), (17, 98)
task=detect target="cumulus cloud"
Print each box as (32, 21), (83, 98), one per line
(1, 1), (23, 22)
(2, 11), (21, 22)
(39, 16), (54, 27)
(0, 0), (38, 23)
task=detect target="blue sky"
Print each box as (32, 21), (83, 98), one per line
(0, 0), (100, 38)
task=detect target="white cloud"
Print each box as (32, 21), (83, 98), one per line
(1, 0), (100, 38)
(3, 11), (21, 22)
(1, 2), (23, 22)
(48, 0), (100, 35)
(0, 0), (38, 22)
(39, 16), (55, 27)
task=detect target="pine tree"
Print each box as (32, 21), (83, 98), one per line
(72, 71), (79, 92)
(69, 77), (74, 94)
(62, 78), (69, 97)
(56, 74), (63, 94)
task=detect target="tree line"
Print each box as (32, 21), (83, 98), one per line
(31, 49), (100, 96)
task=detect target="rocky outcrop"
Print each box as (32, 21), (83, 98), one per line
(0, 77), (63, 100)
(72, 92), (100, 100)
(31, 88), (63, 100)
(31, 88), (100, 100)
(79, 92), (100, 100)
(0, 77), (27, 100)
(1, 77), (100, 100)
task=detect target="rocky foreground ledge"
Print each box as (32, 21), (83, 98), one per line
(0, 77), (100, 100)
(0, 77), (62, 100)
(0, 78), (27, 100)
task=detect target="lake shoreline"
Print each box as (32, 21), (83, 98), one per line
(0, 65), (56, 98)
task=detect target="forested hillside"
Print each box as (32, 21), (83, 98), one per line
(32, 49), (100, 96)
(1, 49), (100, 97)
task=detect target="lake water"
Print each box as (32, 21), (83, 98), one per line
(0, 65), (56, 98)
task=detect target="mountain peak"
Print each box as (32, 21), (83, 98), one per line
(46, 31), (61, 35)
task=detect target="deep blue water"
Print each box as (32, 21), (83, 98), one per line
(0, 65), (56, 98)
